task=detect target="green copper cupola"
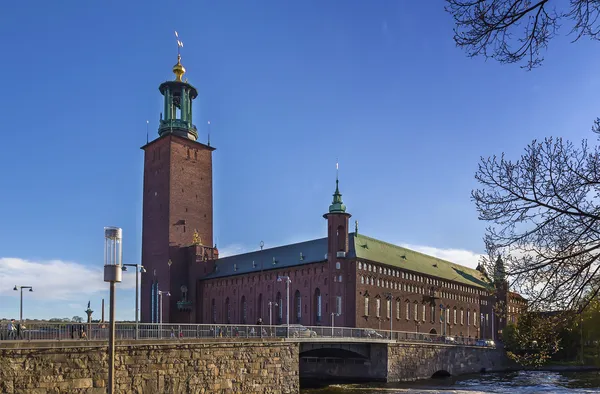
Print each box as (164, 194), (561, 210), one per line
(329, 178), (346, 214)
(326, 162), (347, 214)
(158, 49), (199, 141)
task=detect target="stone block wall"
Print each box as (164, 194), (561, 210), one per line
(0, 339), (299, 394)
(387, 342), (510, 382)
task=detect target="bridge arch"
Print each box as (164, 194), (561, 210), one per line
(432, 370), (451, 378)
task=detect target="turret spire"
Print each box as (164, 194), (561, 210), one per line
(173, 31), (186, 81)
(328, 161), (346, 214)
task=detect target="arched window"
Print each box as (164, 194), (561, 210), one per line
(276, 292), (282, 324)
(241, 296), (247, 324)
(258, 293), (263, 321)
(467, 309), (471, 326)
(405, 300), (410, 319)
(453, 307), (457, 325)
(364, 296), (370, 316)
(431, 304), (436, 322)
(295, 290), (302, 323)
(414, 302), (418, 321)
(358, 262), (362, 270)
(211, 299), (216, 323)
(360, 276), (364, 284)
(225, 297), (231, 324)
(460, 308), (464, 325)
(315, 288), (322, 323)
(396, 299), (400, 320)
(376, 297), (381, 318)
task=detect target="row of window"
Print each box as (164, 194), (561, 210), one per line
(359, 276), (482, 304)
(209, 289), (342, 324)
(364, 296), (480, 326)
(357, 262), (487, 296)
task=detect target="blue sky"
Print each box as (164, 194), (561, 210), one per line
(1, 1), (600, 321)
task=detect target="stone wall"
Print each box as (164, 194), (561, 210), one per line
(0, 339), (299, 394)
(387, 342), (510, 382)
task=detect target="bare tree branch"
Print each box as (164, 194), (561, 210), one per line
(446, 0), (600, 70)
(473, 126), (600, 312)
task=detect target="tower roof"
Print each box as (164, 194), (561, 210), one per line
(328, 178), (346, 214)
(326, 162), (347, 215)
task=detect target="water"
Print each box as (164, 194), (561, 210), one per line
(301, 370), (600, 393)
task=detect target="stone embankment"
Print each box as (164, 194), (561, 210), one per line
(0, 339), (299, 394)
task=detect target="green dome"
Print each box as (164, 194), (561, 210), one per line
(328, 179), (346, 214)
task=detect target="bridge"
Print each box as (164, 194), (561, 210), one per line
(0, 323), (508, 393)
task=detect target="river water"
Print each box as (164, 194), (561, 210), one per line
(301, 370), (600, 393)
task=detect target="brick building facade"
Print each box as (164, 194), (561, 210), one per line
(140, 55), (525, 340)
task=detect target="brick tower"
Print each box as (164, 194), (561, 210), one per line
(140, 50), (216, 324)
(323, 163), (352, 327)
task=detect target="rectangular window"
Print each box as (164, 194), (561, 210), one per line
(422, 304), (426, 322)
(467, 310), (470, 326)
(461, 310), (464, 325)
(376, 298), (381, 318)
(431, 305), (435, 322)
(336, 296), (342, 315)
(414, 303), (418, 321)
(453, 309), (457, 324)
(386, 299), (391, 319)
(364, 297), (369, 316)
(406, 302), (410, 319)
(396, 300), (400, 320)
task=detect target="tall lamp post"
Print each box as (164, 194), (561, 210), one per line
(13, 285), (33, 323)
(440, 304), (445, 337)
(277, 276), (291, 337)
(268, 301), (278, 326)
(103, 227), (123, 394)
(384, 293), (393, 340)
(330, 312), (340, 337)
(122, 264), (146, 339)
(158, 290), (171, 324)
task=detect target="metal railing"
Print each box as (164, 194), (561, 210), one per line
(0, 322), (490, 347)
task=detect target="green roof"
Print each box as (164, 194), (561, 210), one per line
(350, 233), (491, 289)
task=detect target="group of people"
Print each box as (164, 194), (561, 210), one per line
(0, 319), (25, 340)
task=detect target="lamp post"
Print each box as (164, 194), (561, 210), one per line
(158, 290), (171, 324)
(384, 293), (393, 340)
(122, 264), (146, 339)
(277, 276), (291, 337)
(439, 304), (444, 337)
(13, 285), (33, 323)
(268, 301), (278, 326)
(330, 312), (340, 337)
(103, 227), (123, 394)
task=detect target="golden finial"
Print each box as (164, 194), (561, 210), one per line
(192, 229), (201, 245)
(173, 31), (186, 81)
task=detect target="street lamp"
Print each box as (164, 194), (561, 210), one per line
(13, 285), (33, 323)
(268, 301), (278, 326)
(330, 312), (340, 337)
(103, 226), (123, 394)
(158, 290), (171, 324)
(384, 293), (393, 340)
(439, 304), (445, 336)
(122, 264), (146, 339)
(277, 276), (291, 337)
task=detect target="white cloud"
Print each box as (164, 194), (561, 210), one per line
(399, 244), (484, 270)
(0, 257), (136, 301)
(218, 244), (250, 258)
